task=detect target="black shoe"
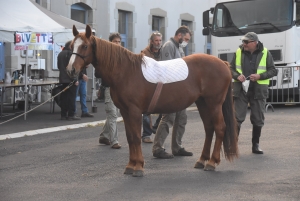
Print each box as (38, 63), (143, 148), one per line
(60, 116), (67, 120)
(252, 143), (264, 154)
(99, 137), (111, 145)
(67, 115), (81, 120)
(173, 148), (193, 156)
(153, 150), (174, 159)
(81, 112), (94, 117)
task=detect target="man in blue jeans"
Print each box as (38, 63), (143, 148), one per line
(76, 66), (94, 118)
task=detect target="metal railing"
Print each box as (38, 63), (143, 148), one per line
(266, 65), (300, 111)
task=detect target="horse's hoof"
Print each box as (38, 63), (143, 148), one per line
(204, 164), (215, 171)
(194, 161), (205, 169)
(124, 167), (134, 175)
(132, 170), (144, 177)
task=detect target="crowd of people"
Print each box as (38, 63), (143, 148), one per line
(58, 26), (276, 155)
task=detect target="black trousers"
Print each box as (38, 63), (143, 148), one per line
(60, 83), (77, 117)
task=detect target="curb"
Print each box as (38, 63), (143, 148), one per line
(0, 117), (123, 141)
(0, 107), (198, 141)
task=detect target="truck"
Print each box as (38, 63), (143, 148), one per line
(202, 0), (300, 103)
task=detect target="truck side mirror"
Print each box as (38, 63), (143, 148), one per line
(203, 10), (210, 28)
(202, 27), (210, 36)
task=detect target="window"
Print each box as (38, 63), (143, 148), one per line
(206, 34), (212, 54)
(150, 8), (167, 43)
(152, 16), (163, 32)
(181, 20), (190, 27)
(118, 10), (129, 48)
(35, 0), (47, 8)
(181, 20), (193, 56)
(118, 11), (128, 34)
(115, 2), (135, 51)
(71, 3), (90, 24)
(296, 3), (300, 26)
(212, 0), (293, 35)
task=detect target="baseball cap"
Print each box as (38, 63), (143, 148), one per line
(241, 32), (259, 41)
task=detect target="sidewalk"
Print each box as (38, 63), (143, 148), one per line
(0, 100), (109, 137)
(0, 100), (197, 140)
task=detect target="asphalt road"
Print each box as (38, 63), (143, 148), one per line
(0, 105), (300, 201)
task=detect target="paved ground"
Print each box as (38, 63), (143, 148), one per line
(0, 100), (109, 136)
(0, 103), (299, 201)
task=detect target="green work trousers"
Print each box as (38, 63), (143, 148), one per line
(234, 90), (266, 127)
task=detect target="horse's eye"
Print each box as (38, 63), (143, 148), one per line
(84, 45), (88, 49)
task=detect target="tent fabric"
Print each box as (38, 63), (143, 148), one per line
(0, 0), (89, 43)
(31, 2), (87, 30)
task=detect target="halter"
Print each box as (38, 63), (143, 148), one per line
(71, 37), (98, 66)
(71, 52), (92, 65)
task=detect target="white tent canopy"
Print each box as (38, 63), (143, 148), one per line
(0, 0), (89, 43)
(0, 0), (92, 120)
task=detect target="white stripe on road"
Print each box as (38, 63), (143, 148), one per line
(0, 117), (123, 140)
(0, 107), (198, 140)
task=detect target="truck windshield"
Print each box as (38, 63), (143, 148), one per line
(212, 0), (293, 36)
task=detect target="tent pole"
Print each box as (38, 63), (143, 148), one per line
(24, 48), (29, 120)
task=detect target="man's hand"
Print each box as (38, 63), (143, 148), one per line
(82, 74), (88, 82)
(75, 81), (79, 86)
(249, 74), (260, 82)
(237, 74), (246, 82)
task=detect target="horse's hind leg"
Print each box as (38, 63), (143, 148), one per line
(205, 103), (226, 171)
(120, 108), (145, 177)
(194, 99), (214, 169)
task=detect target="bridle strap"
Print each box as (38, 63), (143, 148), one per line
(71, 52), (92, 65)
(71, 37), (98, 66)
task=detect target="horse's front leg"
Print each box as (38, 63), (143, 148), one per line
(120, 109), (144, 177)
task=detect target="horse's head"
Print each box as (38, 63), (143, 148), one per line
(66, 25), (96, 79)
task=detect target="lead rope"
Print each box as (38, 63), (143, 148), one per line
(0, 81), (74, 125)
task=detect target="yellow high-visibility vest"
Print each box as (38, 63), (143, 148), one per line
(235, 48), (269, 85)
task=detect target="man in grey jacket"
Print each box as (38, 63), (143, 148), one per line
(230, 32), (277, 154)
(152, 26), (193, 159)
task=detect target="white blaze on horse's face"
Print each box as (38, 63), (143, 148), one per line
(67, 37), (83, 77)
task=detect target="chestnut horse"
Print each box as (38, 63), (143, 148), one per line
(67, 25), (238, 177)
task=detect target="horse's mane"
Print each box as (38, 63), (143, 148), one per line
(92, 35), (144, 72)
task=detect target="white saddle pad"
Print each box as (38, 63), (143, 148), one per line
(141, 56), (189, 84)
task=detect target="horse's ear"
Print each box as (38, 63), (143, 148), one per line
(73, 25), (79, 37)
(85, 25), (92, 38)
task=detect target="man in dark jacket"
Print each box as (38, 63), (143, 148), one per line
(57, 41), (80, 120)
(230, 32), (277, 154)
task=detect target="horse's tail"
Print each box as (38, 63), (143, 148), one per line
(222, 80), (239, 161)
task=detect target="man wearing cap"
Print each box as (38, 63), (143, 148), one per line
(230, 32), (277, 154)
